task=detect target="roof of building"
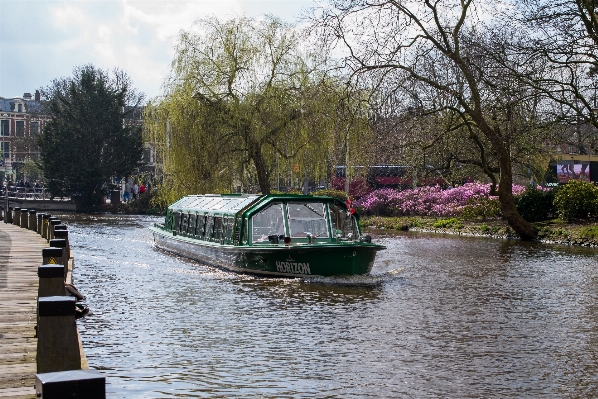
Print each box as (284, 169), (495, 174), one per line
(0, 97), (45, 114)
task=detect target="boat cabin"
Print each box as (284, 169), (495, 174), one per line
(163, 194), (362, 246)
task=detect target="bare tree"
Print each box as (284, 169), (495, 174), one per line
(314, 0), (556, 239)
(508, 1), (598, 158)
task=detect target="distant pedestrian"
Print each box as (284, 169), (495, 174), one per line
(139, 183), (146, 194)
(132, 182), (139, 199)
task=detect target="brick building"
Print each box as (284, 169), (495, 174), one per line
(0, 91), (48, 181)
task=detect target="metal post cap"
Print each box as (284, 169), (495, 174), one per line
(28, 209), (36, 214)
(42, 247), (63, 257)
(49, 239), (67, 248)
(38, 264), (65, 278)
(42, 214), (51, 219)
(35, 370), (105, 399)
(50, 220), (61, 225)
(38, 296), (76, 317)
(53, 230), (68, 238)
(54, 224), (67, 230)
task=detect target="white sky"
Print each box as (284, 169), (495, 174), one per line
(0, 0), (315, 100)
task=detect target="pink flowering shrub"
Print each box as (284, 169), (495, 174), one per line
(354, 183), (529, 217)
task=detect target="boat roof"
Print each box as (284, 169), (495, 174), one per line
(168, 194), (348, 217)
(169, 194), (261, 214)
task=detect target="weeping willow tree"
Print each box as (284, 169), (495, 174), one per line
(145, 16), (371, 203)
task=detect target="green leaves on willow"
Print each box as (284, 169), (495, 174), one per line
(145, 16), (373, 204)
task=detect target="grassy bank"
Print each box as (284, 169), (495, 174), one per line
(361, 215), (598, 247)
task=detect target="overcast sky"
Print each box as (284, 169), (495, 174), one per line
(0, 0), (314, 100)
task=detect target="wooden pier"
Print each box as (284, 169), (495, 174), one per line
(0, 223), (47, 399)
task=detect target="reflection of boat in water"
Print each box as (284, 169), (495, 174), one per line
(150, 194), (386, 277)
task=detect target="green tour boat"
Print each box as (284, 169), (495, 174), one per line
(150, 193), (386, 277)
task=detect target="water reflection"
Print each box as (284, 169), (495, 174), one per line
(55, 214), (598, 398)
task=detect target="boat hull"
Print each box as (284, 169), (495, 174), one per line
(150, 227), (383, 277)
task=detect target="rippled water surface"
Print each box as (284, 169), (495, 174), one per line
(58, 213), (598, 398)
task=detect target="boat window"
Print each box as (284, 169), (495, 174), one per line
(173, 212), (181, 232)
(205, 216), (214, 239)
(196, 215), (206, 238)
(223, 217), (234, 240)
(287, 202), (329, 238)
(252, 203), (285, 243)
(213, 217), (223, 240)
(329, 204), (359, 239)
(181, 213), (189, 233)
(188, 214), (196, 236)
(329, 204), (342, 231)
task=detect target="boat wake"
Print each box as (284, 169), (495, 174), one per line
(299, 267), (405, 287)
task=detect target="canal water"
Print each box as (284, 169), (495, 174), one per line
(59, 214), (598, 398)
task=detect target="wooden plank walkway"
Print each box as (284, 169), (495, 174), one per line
(0, 222), (47, 399)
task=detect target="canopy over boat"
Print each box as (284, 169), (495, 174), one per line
(163, 193), (367, 246)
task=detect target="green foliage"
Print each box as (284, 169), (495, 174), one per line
(38, 65), (144, 207)
(458, 197), (502, 220)
(553, 180), (598, 220)
(145, 16), (373, 201)
(433, 217), (463, 229)
(515, 187), (556, 222)
(20, 159), (43, 181)
(578, 226), (598, 240)
(311, 189), (348, 202)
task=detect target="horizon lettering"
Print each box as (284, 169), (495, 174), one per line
(276, 261), (311, 274)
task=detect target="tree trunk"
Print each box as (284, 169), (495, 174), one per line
(497, 155), (538, 240)
(249, 141), (270, 194)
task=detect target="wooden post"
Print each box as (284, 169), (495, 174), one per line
(6, 206), (13, 224)
(46, 217), (58, 240)
(49, 239), (69, 278)
(42, 214), (51, 239)
(38, 264), (67, 297)
(54, 224), (67, 232)
(49, 219), (61, 241)
(46, 217), (57, 241)
(28, 209), (37, 231)
(37, 212), (45, 235)
(42, 248), (65, 281)
(20, 208), (28, 228)
(36, 296), (81, 373)
(53, 230), (70, 262)
(13, 207), (21, 225)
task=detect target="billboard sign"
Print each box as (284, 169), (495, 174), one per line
(556, 162), (591, 183)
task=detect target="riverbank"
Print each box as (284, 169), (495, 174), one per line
(361, 215), (598, 247)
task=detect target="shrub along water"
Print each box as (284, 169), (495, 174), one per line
(553, 180), (598, 220)
(514, 186), (556, 222)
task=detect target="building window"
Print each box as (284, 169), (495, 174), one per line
(0, 120), (8, 136)
(16, 121), (25, 136)
(17, 104), (22, 113)
(30, 121), (39, 136)
(1, 142), (9, 159)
